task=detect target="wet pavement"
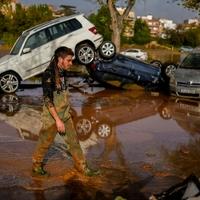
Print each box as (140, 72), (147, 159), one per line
(0, 80), (200, 200)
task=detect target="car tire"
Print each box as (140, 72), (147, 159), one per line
(74, 116), (92, 141)
(0, 94), (20, 116)
(150, 60), (162, 68)
(95, 121), (112, 138)
(164, 64), (177, 78)
(99, 41), (116, 59)
(0, 72), (20, 93)
(75, 43), (95, 65)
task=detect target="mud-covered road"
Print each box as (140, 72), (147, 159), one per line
(0, 80), (200, 200)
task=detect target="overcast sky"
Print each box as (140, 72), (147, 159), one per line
(20, 0), (199, 24)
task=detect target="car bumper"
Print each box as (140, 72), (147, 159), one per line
(170, 82), (200, 99)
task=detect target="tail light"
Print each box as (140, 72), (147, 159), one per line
(89, 27), (97, 34)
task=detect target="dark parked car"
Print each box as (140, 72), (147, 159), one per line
(86, 54), (166, 90)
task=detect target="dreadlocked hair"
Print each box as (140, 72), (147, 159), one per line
(51, 46), (74, 89)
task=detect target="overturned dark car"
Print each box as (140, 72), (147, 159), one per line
(86, 53), (167, 90)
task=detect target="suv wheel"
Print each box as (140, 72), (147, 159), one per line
(75, 43), (95, 65)
(74, 116), (92, 141)
(99, 41), (116, 59)
(0, 72), (20, 93)
(95, 122), (112, 138)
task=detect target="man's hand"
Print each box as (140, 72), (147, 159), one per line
(56, 118), (66, 135)
(48, 106), (66, 135)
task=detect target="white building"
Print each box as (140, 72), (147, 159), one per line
(184, 18), (200, 25)
(159, 18), (177, 30)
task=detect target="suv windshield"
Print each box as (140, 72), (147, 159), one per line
(180, 53), (200, 69)
(10, 32), (29, 55)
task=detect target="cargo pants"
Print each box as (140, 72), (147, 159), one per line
(32, 90), (86, 172)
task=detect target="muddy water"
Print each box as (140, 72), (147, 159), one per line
(0, 84), (200, 200)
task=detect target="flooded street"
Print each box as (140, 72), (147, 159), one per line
(0, 80), (200, 200)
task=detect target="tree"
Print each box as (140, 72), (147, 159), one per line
(133, 19), (151, 44)
(87, 0), (136, 52)
(59, 5), (77, 16)
(166, 29), (184, 46)
(171, 0), (200, 13)
(89, 5), (112, 41)
(1, 3), (54, 45)
(26, 4), (53, 27)
(184, 28), (200, 47)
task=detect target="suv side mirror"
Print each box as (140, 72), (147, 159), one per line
(22, 48), (31, 54)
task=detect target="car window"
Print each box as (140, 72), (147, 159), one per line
(48, 23), (66, 40)
(180, 53), (200, 69)
(48, 18), (82, 40)
(23, 30), (49, 50)
(66, 18), (82, 31)
(10, 33), (29, 55)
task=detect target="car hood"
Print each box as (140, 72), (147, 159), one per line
(175, 68), (200, 82)
(0, 54), (15, 66)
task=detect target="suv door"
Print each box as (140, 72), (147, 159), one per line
(19, 29), (51, 79)
(47, 18), (82, 54)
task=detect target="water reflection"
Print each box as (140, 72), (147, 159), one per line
(1, 88), (200, 198)
(158, 97), (200, 177)
(0, 89), (165, 157)
(0, 93), (42, 140)
(1, 90), (200, 150)
(71, 89), (164, 142)
(159, 97), (200, 135)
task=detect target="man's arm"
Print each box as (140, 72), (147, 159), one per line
(42, 67), (65, 133)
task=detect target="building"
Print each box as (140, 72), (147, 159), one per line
(181, 18), (200, 31)
(137, 15), (163, 37)
(159, 18), (177, 30)
(184, 18), (200, 25)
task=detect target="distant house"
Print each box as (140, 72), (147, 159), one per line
(182, 18), (200, 31)
(159, 18), (177, 30)
(137, 15), (163, 37)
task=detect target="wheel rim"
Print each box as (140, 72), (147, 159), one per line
(101, 42), (115, 57)
(78, 46), (94, 64)
(151, 61), (162, 67)
(97, 123), (111, 138)
(161, 107), (171, 119)
(165, 65), (176, 77)
(1, 94), (18, 103)
(0, 74), (19, 93)
(76, 118), (92, 135)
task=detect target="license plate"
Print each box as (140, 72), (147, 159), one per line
(180, 88), (196, 94)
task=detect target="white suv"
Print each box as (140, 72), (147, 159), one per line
(0, 13), (116, 93)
